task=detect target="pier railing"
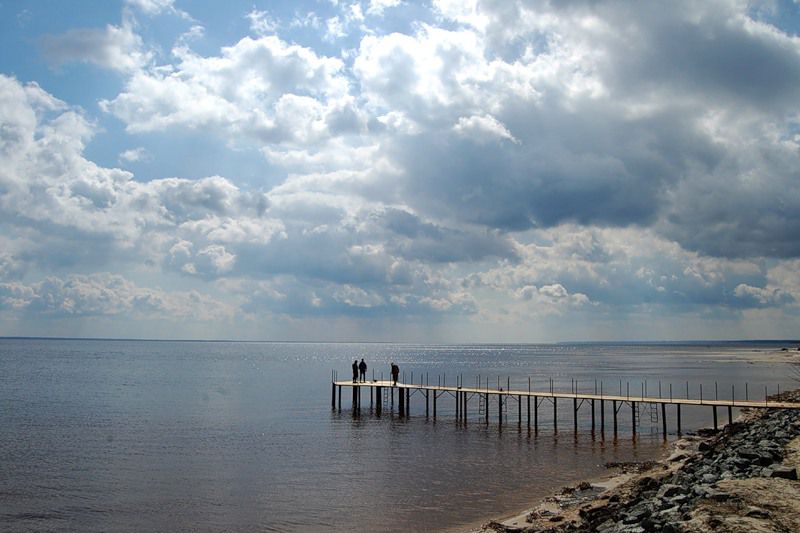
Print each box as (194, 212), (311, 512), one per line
(330, 369), (800, 438)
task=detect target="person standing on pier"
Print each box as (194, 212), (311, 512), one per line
(391, 362), (399, 385)
(358, 359), (367, 382)
(352, 360), (359, 383)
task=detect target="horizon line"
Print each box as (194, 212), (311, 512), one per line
(1, 335), (798, 346)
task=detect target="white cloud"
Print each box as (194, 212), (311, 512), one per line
(0, 273), (233, 321)
(247, 9), (278, 36)
(119, 147), (148, 163)
(453, 114), (519, 144)
(126, 0), (192, 20)
(367, 0), (403, 17)
(40, 17), (151, 73)
(101, 35), (355, 147)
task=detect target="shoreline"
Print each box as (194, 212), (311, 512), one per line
(465, 389), (800, 532)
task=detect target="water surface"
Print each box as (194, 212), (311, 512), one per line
(1, 339), (795, 532)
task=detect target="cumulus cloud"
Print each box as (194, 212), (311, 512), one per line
(0, 273), (233, 321)
(119, 147), (148, 163)
(40, 17), (151, 72)
(100, 35), (357, 147)
(8, 1), (800, 339)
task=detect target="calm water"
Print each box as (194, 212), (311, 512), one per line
(1, 339), (796, 532)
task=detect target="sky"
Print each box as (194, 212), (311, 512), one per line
(1, 0), (800, 342)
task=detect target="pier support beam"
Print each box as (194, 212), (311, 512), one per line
(407, 388), (410, 415)
(631, 402), (636, 436)
(661, 403), (667, 439)
(728, 405), (732, 426)
(331, 382), (336, 409)
(398, 386), (405, 416)
(591, 400), (595, 432)
(485, 393), (489, 424)
(518, 395), (522, 427)
(534, 396), (538, 431)
(433, 392), (437, 418)
(600, 400), (605, 435)
(713, 406), (718, 430)
(527, 395), (531, 430)
(499, 394), (503, 427)
(425, 390), (429, 418)
(553, 397), (557, 431)
(613, 400), (618, 436)
(376, 387), (382, 415)
(677, 404), (682, 435)
(573, 397), (578, 433)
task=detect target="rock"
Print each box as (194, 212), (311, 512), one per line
(738, 447), (760, 460)
(744, 506), (771, 518)
(656, 484), (683, 499)
(770, 465), (798, 480)
(704, 488), (731, 502)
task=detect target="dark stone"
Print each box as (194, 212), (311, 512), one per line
(770, 466), (798, 480)
(738, 448), (760, 460)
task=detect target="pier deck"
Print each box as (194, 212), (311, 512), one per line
(332, 378), (800, 437)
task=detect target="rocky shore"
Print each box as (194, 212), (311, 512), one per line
(479, 390), (800, 533)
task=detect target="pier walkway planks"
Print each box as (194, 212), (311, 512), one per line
(331, 379), (800, 437)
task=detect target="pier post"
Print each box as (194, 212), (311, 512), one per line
(591, 400), (595, 432)
(677, 404), (682, 435)
(456, 391), (460, 420)
(485, 393), (489, 424)
(376, 386), (382, 415)
(399, 386), (405, 416)
(425, 390), (429, 418)
(631, 402), (636, 435)
(727, 405), (732, 425)
(600, 400), (605, 435)
(573, 397), (578, 433)
(433, 392), (437, 418)
(527, 395), (531, 429)
(712, 406), (718, 430)
(338, 385), (341, 410)
(534, 396), (538, 431)
(661, 403), (667, 439)
(353, 386), (358, 409)
(331, 382), (335, 409)
(518, 395), (522, 427)
(499, 394), (503, 427)
(407, 388), (410, 415)
(553, 397), (557, 431)
(613, 400), (618, 436)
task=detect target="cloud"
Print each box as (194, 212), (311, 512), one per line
(126, 0), (192, 20)
(100, 35), (356, 147)
(40, 16), (151, 73)
(118, 147), (148, 163)
(0, 273), (233, 321)
(247, 9), (278, 36)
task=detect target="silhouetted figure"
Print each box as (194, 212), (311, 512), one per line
(358, 359), (367, 382)
(352, 360), (358, 383)
(391, 362), (399, 386)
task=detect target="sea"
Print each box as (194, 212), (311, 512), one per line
(1, 338), (797, 532)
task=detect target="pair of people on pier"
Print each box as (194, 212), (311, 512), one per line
(352, 359), (368, 382)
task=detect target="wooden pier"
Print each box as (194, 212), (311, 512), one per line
(332, 374), (800, 438)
